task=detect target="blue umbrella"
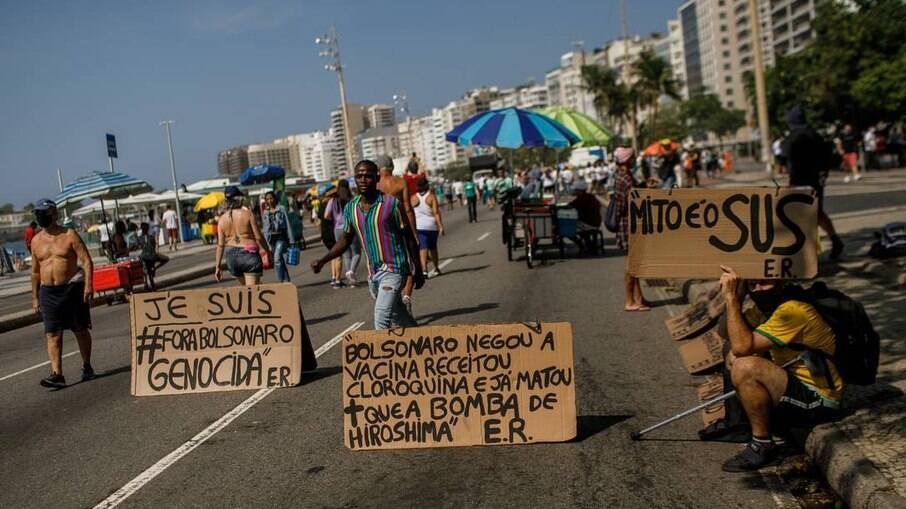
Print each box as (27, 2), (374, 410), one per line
(239, 164), (285, 186)
(316, 181), (336, 197)
(55, 171), (152, 208)
(445, 107), (580, 149)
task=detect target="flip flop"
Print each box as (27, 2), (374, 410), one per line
(624, 306), (651, 312)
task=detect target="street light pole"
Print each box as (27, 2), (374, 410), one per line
(160, 120), (184, 243)
(317, 26), (355, 174)
(748, 0), (772, 176)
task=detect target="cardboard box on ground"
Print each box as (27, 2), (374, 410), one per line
(341, 322), (576, 450)
(129, 283), (305, 396)
(628, 187), (818, 279)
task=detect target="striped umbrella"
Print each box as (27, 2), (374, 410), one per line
(536, 106), (613, 147)
(445, 107), (580, 149)
(55, 171), (152, 208)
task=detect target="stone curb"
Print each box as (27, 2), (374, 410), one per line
(805, 424), (906, 509)
(0, 264), (214, 334)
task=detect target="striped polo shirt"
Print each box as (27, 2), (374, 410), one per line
(344, 193), (411, 275)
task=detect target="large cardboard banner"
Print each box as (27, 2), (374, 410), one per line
(130, 283), (302, 396)
(342, 322), (576, 450)
(628, 187), (818, 279)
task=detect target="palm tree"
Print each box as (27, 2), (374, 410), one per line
(633, 50), (681, 141)
(581, 65), (634, 144)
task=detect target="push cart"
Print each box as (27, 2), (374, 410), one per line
(93, 258), (145, 304)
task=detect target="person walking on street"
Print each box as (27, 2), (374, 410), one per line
(311, 160), (425, 330)
(443, 180), (455, 210)
(375, 155), (417, 308)
(325, 180), (362, 288)
(412, 178), (445, 277)
(137, 222), (168, 290)
(453, 179), (465, 206)
(836, 124), (861, 183)
(784, 106), (844, 258)
(612, 148), (649, 312)
(214, 186), (270, 286)
(464, 178), (478, 223)
(161, 204), (179, 251)
(262, 191), (296, 283)
(29, 199), (96, 388)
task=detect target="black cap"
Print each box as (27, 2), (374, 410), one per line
(34, 198), (57, 211)
(224, 185), (244, 198)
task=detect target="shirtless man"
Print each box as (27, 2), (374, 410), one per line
(375, 155), (419, 313)
(214, 186), (270, 286)
(30, 199), (95, 388)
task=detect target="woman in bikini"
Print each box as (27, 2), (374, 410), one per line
(214, 186), (270, 286)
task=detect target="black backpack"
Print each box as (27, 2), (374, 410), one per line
(788, 282), (880, 386)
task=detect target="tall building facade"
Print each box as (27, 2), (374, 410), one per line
(489, 83), (548, 110)
(769, 0), (817, 56)
(247, 143), (296, 173)
(295, 131), (335, 181)
(217, 146), (249, 178)
(329, 103), (367, 174)
(545, 51), (597, 119)
(678, 0), (746, 110)
(366, 104), (396, 129)
(355, 126), (401, 162)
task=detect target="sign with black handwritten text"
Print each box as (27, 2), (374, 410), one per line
(129, 283), (302, 396)
(628, 187), (818, 279)
(342, 323), (576, 450)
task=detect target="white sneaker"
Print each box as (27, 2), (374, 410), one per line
(345, 270), (357, 287)
(843, 176), (851, 183)
(854, 173), (862, 182)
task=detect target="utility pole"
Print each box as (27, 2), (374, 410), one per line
(619, 0), (638, 152)
(160, 120), (184, 243)
(317, 26), (355, 174)
(747, 0), (772, 175)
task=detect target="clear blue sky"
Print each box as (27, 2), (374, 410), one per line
(0, 0), (678, 207)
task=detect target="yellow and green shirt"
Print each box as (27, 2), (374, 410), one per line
(745, 300), (843, 404)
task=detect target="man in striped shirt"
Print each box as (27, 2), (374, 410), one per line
(312, 160), (425, 329)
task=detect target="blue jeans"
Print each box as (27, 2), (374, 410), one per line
(271, 239), (290, 282)
(368, 270), (416, 330)
(661, 173), (677, 189)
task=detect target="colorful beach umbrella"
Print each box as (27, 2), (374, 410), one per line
(239, 164), (285, 186)
(55, 171), (152, 208)
(193, 191), (225, 212)
(536, 106), (613, 147)
(445, 107), (580, 149)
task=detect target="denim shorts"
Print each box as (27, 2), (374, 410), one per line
(224, 246), (263, 278)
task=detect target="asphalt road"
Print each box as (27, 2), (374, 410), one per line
(1, 200), (792, 509)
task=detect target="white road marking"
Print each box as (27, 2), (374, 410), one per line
(93, 321), (365, 509)
(0, 351), (80, 382)
(477, 232), (490, 241)
(429, 258), (455, 278)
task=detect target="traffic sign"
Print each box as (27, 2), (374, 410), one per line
(106, 133), (117, 159)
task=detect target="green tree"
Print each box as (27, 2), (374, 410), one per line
(581, 65), (629, 136)
(632, 50), (681, 140)
(0, 203), (14, 214)
(23, 203), (34, 212)
(680, 94), (746, 147)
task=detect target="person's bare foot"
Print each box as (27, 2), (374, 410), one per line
(624, 304), (651, 312)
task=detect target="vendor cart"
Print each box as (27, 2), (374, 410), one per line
(93, 258), (145, 304)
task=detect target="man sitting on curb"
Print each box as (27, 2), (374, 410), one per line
(719, 265), (843, 472)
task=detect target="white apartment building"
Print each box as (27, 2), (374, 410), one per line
(366, 104), (395, 129)
(356, 126), (401, 162)
(544, 51), (597, 119)
(666, 19), (688, 98)
(489, 83), (548, 110)
(769, 0), (818, 57)
(293, 131), (335, 181)
(678, 0), (745, 110)
(329, 103), (367, 174)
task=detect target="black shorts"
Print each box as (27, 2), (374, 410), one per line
(224, 247), (263, 278)
(774, 376), (839, 429)
(39, 281), (92, 334)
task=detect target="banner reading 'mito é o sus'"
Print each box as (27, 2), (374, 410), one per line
(628, 187), (818, 279)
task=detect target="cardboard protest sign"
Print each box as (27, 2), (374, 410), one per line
(628, 187), (818, 279)
(665, 290), (725, 340)
(130, 283), (303, 396)
(697, 375), (726, 426)
(678, 329), (726, 375)
(341, 322), (576, 450)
